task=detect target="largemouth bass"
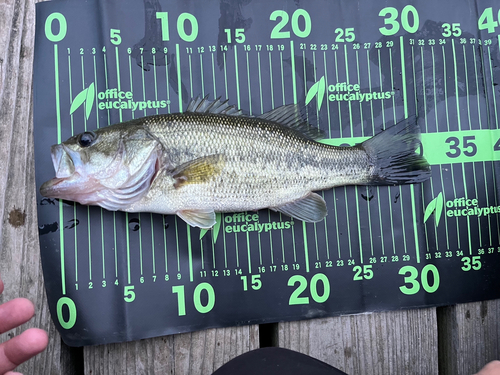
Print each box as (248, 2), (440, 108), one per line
(40, 96), (430, 228)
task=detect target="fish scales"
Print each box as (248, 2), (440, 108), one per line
(139, 112), (371, 211)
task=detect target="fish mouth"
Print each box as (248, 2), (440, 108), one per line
(40, 144), (83, 199)
(53, 144), (77, 178)
(40, 176), (75, 198)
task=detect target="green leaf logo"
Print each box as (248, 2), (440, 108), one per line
(70, 82), (95, 120)
(424, 192), (444, 226)
(305, 76), (326, 110)
(199, 212), (222, 243)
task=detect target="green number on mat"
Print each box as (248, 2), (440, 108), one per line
(172, 283), (215, 315)
(270, 10), (290, 39)
(110, 29), (121, 45)
(379, 7), (399, 35)
(421, 265), (440, 293)
(399, 265), (440, 295)
(172, 285), (186, 316)
(379, 5), (419, 36)
(57, 297), (77, 329)
(156, 12), (170, 41)
(270, 9), (311, 39)
(288, 275), (309, 305)
(177, 13), (198, 42)
(291, 9), (311, 38)
(353, 265), (374, 280)
(241, 275), (262, 291)
(288, 274), (330, 305)
(156, 12), (198, 42)
(45, 12), (67, 42)
(310, 273), (330, 303)
(477, 7), (499, 34)
(193, 283), (215, 313)
(399, 266), (420, 294)
(401, 5), (419, 33)
(124, 285), (135, 302)
(461, 256), (481, 271)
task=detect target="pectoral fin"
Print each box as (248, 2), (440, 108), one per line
(171, 154), (225, 189)
(271, 192), (327, 223)
(177, 209), (216, 229)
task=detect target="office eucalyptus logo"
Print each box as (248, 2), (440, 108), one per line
(424, 192), (444, 226)
(199, 212), (294, 242)
(199, 213), (222, 243)
(70, 82), (95, 120)
(305, 76), (326, 110)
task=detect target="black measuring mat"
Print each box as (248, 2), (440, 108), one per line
(34, 0), (500, 346)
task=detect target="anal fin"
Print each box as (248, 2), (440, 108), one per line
(177, 209), (216, 229)
(271, 192), (327, 223)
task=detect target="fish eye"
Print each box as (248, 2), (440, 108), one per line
(78, 131), (97, 147)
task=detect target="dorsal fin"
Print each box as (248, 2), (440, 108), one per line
(186, 96), (324, 140)
(186, 95), (243, 116)
(258, 104), (324, 141)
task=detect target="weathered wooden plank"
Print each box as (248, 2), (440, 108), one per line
(278, 308), (439, 374)
(83, 325), (259, 374)
(438, 300), (500, 375)
(0, 0), (69, 374)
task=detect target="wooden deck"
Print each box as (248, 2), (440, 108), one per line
(0, 1), (498, 374)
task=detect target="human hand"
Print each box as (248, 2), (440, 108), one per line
(476, 361), (500, 375)
(0, 275), (48, 375)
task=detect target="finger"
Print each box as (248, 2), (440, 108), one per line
(0, 328), (48, 374)
(476, 360), (500, 375)
(0, 299), (34, 334)
(0, 275), (4, 295)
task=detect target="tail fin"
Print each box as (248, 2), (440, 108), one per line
(360, 116), (431, 185)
